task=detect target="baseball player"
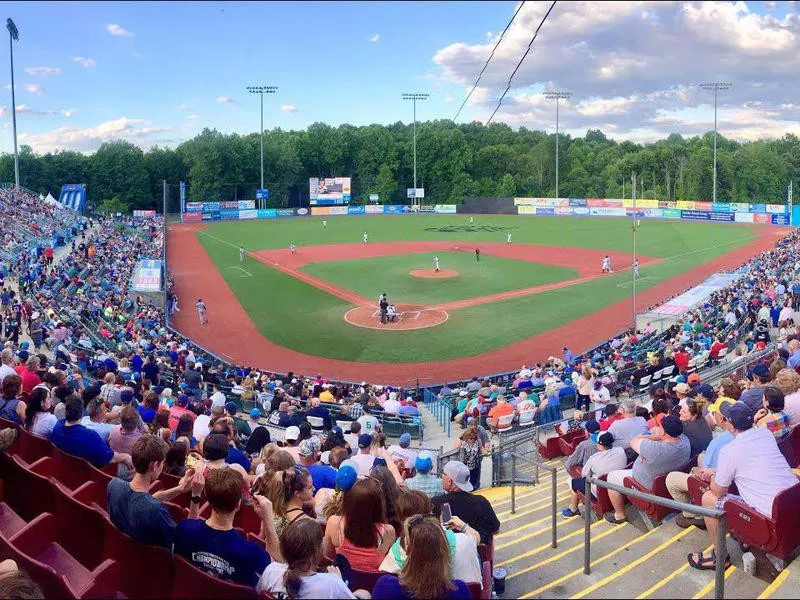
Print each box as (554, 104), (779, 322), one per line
(239, 246), (245, 262)
(433, 255), (440, 272)
(290, 243), (296, 255)
(363, 231), (369, 244)
(469, 216), (474, 225)
(475, 248), (480, 262)
(633, 260), (640, 278)
(322, 220), (327, 228)
(507, 232), (512, 244)
(195, 298), (207, 325)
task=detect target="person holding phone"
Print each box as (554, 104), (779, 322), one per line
(431, 461), (500, 545)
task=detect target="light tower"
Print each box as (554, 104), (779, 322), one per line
(544, 90), (571, 198)
(699, 82), (732, 203)
(402, 92), (429, 208)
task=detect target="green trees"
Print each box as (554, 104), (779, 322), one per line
(2, 122), (798, 211)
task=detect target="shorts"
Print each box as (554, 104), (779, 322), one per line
(606, 468), (633, 489)
(715, 493), (744, 512)
(571, 477), (586, 494)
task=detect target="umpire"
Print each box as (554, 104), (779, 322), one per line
(380, 295), (389, 324)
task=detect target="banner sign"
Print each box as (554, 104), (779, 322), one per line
(694, 201), (713, 211)
(749, 204), (766, 214)
(276, 208), (296, 218)
(185, 201), (204, 213)
(623, 198), (658, 209)
(734, 212), (754, 223)
(238, 200), (255, 210)
(766, 203), (787, 214)
(220, 201), (239, 210)
(256, 189), (269, 200)
(310, 177), (351, 205)
(555, 206), (573, 216)
(238, 209), (257, 220)
(535, 207), (555, 216)
(257, 209), (277, 219)
(202, 211), (220, 221)
(644, 208), (664, 218)
(772, 213), (790, 225)
(663, 208), (682, 219)
(589, 207), (626, 216)
(347, 205), (365, 215)
(753, 213), (771, 224)
(626, 208), (646, 217)
(180, 181), (186, 213)
(369, 194), (379, 202)
(364, 204), (384, 214)
(385, 205), (411, 214)
(434, 204), (457, 214)
(730, 203), (750, 212)
(676, 201), (696, 210)
(131, 259), (162, 293)
(132, 210), (156, 218)
(568, 198), (587, 207)
(572, 207), (590, 216)
(406, 188), (425, 199)
(517, 205), (536, 215)
(182, 212), (202, 222)
(712, 202), (731, 212)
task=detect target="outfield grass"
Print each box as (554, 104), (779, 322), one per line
(300, 251), (578, 305)
(194, 215), (758, 362)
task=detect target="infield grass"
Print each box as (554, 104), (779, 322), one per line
(194, 215), (758, 362)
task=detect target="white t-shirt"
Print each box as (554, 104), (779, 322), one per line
(209, 391), (226, 409)
(387, 445), (417, 470)
(357, 414), (379, 433)
(257, 562), (355, 599)
(31, 411), (57, 439)
(715, 426), (799, 517)
(382, 399), (401, 414)
(193, 414), (212, 440)
(0, 364), (16, 384)
(351, 452), (375, 477)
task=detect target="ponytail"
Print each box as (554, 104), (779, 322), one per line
(283, 567), (303, 600)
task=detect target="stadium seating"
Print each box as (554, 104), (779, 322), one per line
(50, 478), (107, 569)
(777, 425), (800, 468)
(17, 427), (53, 465)
(724, 483), (800, 560)
(171, 555), (260, 599)
(624, 468), (690, 523)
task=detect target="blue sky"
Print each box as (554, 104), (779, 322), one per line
(2, 1), (800, 153)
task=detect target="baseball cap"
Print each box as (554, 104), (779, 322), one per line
(597, 432), (614, 448)
(720, 401), (755, 431)
(331, 426), (343, 436)
(747, 364), (770, 380)
(249, 408), (261, 420)
(708, 396), (735, 415)
(335, 465), (358, 492)
(690, 383), (716, 401)
(584, 420), (601, 434)
(459, 391), (467, 397)
(358, 433), (373, 449)
(119, 389), (134, 404)
(443, 460), (473, 492)
(414, 452), (433, 474)
(687, 373), (701, 384)
(661, 415), (684, 438)
(674, 383), (691, 395)
(285, 426), (300, 441)
(225, 401), (237, 414)
(298, 438), (319, 458)
(399, 433), (411, 447)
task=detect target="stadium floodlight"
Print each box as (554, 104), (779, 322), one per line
(402, 93), (429, 205)
(544, 91), (571, 198)
(7, 18), (19, 190)
(246, 85), (278, 198)
(698, 82), (732, 203)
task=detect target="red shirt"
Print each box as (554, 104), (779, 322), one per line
(20, 368), (42, 395)
(168, 405), (195, 431)
(710, 341), (727, 360)
(599, 413), (624, 431)
(673, 352), (690, 373)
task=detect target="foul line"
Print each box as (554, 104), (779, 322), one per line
(226, 266), (253, 277)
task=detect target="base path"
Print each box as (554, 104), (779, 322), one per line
(168, 224), (787, 385)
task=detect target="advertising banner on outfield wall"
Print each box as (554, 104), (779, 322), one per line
(735, 212), (754, 223)
(659, 201), (676, 209)
(753, 213), (771, 224)
(749, 204), (766, 214)
(238, 200), (256, 210)
(536, 207), (555, 215)
(644, 208), (664, 218)
(435, 205), (457, 213)
(589, 207), (626, 216)
(676, 201), (696, 210)
(258, 209), (277, 219)
(663, 208), (682, 219)
(220, 201), (239, 210)
(695, 201), (713, 211)
(220, 210), (239, 220)
(623, 199), (658, 208)
(513, 197), (568, 207)
(766, 204), (787, 214)
(730, 203), (750, 212)
(185, 202), (204, 212)
(568, 198), (587, 207)
(182, 212), (202, 222)
(517, 205), (536, 215)
(276, 208), (295, 218)
(202, 212), (220, 221)
(709, 212), (735, 222)
(712, 203), (731, 212)
(572, 207), (590, 215)
(555, 207), (573, 216)
(626, 208), (646, 217)
(311, 206), (331, 216)
(681, 210), (735, 222)
(348, 206), (365, 214)
(772, 214), (790, 225)
(239, 210), (257, 220)
(385, 205), (411, 214)
(364, 204), (384, 214)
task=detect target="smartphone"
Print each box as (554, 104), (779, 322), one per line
(441, 502), (452, 524)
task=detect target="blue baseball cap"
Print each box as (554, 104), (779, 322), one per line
(225, 402), (237, 414)
(358, 434), (373, 449)
(331, 426), (343, 436)
(414, 452), (433, 474)
(399, 433), (411, 447)
(249, 408), (261, 420)
(335, 465), (358, 492)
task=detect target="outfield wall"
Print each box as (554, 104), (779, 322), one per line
(180, 197), (793, 226)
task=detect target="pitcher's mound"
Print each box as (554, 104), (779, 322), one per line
(345, 304), (449, 330)
(409, 268), (459, 279)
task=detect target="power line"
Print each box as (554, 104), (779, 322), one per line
(452, 0), (527, 122)
(486, 0), (557, 126)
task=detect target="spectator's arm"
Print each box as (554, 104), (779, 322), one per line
(154, 467), (195, 502)
(630, 435), (645, 454)
(110, 452), (133, 470)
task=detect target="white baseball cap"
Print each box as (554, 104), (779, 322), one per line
(443, 461), (473, 492)
(285, 426), (300, 441)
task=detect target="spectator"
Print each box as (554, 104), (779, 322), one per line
(107, 434), (203, 547)
(245, 426), (272, 457)
(51, 396), (133, 470)
(192, 404), (213, 441)
(299, 438), (336, 492)
(201, 432), (252, 490)
(564, 420), (601, 474)
(18, 356), (41, 395)
(372, 515), (471, 600)
(739, 363), (772, 411)
(754, 386), (791, 441)
(322, 476), (396, 571)
(172, 413), (198, 449)
(169, 393), (195, 431)
(315, 462), (358, 524)
(575, 364), (595, 411)
(561, 431), (627, 518)
(0, 375), (26, 424)
(0, 558), (44, 599)
(675, 398), (713, 458)
(774, 368), (800, 427)
(257, 518), (355, 599)
(175, 469), (279, 586)
(306, 397), (332, 431)
(387, 433), (417, 472)
(263, 464), (315, 538)
(246, 408), (262, 434)
(455, 428), (485, 491)
(590, 379), (611, 406)
(598, 403), (622, 431)
(0, 349), (16, 384)
(344, 421), (360, 450)
(688, 402), (799, 570)
(405, 452), (444, 498)
(81, 398), (114, 443)
(164, 440), (189, 477)
(607, 400), (648, 456)
(487, 395), (513, 430)
(351, 433), (376, 476)
(605, 415), (690, 524)
(23, 384), (56, 439)
(226, 401), (251, 440)
(283, 426), (302, 463)
(432, 461), (500, 545)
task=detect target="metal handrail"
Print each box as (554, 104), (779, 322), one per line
(583, 475), (727, 599)
(508, 451), (558, 550)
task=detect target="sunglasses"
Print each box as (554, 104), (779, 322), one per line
(407, 513), (438, 530)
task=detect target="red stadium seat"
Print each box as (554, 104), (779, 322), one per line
(687, 474), (709, 507)
(101, 515), (174, 599)
(624, 472), (682, 523)
(50, 445), (97, 491)
(575, 473), (616, 519)
(236, 502), (264, 537)
(568, 464), (582, 479)
(72, 480), (109, 514)
(0, 480), (27, 554)
(538, 428), (586, 459)
(7, 513), (121, 599)
(17, 426), (51, 465)
(557, 430), (588, 457)
(724, 482), (800, 560)
(6, 455), (55, 521)
(347, 567), (383, 595)
(171, 554), (260, 599)
(467, 559), (493, 599)
(163, 501), (189, 523)
(477, 536), (494, 566)
(51, 478), (107, 570)
(777, 426), (800, 468)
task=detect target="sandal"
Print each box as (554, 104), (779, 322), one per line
(687, 550), (731, 571)
(604, 513), (627, 525)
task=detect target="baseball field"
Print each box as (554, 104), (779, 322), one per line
(167, 214), (783, 384)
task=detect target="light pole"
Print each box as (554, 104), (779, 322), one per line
(246, 85), (277, 208)
(402, 92), (428, 207)
(544, 90), (571, 198)
(6, 18), (19, 190)
(631, 171), (638, 330)
(699, 82), (731, 203)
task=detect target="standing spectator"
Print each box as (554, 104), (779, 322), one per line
(455, 428), (485, 491)
(432, 461), (500, 544)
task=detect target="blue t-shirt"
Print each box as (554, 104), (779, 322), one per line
(138, 406), (156, 424)
(226, 446), (252, 472)
(372, 575), (471, 600)
(306, 464), (337, 492)
(701, 431), (734, 469)
(107, 478), (176, 548)
(50, 421), (114, 468)
(174, 519), (269, 587)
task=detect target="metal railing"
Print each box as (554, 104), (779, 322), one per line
(583, 475), (728, 600)
(422, 388), (452, 437)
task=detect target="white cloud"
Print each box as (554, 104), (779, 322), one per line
(280, 104), (299, 113)
(177, 103), (191, 111)
(216, 96), (237, 105)
(24, 67), (60, 76)
(432, 1), (800, 140)
(13, 104), (74, 117)
(23, 83), (43, 95)
(71, 56), (96, 68)
(187, 114), (199, 120)
(444, 93), (454, 103)
(369, 33), (380, 43)
(19, 117), (171, 153)
(107, 24), (134, 37)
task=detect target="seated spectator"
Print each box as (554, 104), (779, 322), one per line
(300, 438), (337, 492)
(357, 409), (380, 433)
(405, 452), (444, 498)
(372, 515), (471, 600)
(774, 368), (800, 427)
(383, 392), (401, 415)
(605, 415), (690, 524)
(245, 426), (272, 458)
(107, 434), (203, 547)
(387, 433), (417, 472)
(201, 432), (252, 490)
(257, 518), (355, 599)
(561, 432), (627, 518)
(175, 469), (279, 587)
(51, 396), (133, 470)
(322, 476), (396, 571)
(667, 398), (736, 529)
(754, 386), (791, 441)
(262, 464), (315, 538)
(564, 420), (601, 474)
(164, 439), (189, 477)
(432, 461), (500, 545)
(688, 402), (799, 571)
(306, 397), (332, 430)
(169, 393), (195, 431)
(598, 403), (622, 431)
(607, 400), (648, 456)
(739, 364), (772, 411)
(171, 413), (198, 449)
(315, 462), (357, 524)
(192, 405), (214, 441)
(0, 558), (44, 598)
(397, 399), (420, 418)
(246, 408), (261, 433)
(211, 418), (251, 472)
(81, 399), (114, 443)
(344, 421), (360, 450)
(352, 433), (376, 476)
(18, 356), (41, 395)
(138, 392), (160, 426)
(487, 395), (513, 429)
(674, 398), (713, 458)
(646, 397), (671, 431)
(283, 426), (302, 463)
(0, 374), (25, 424)
(23, 384), (57, 439)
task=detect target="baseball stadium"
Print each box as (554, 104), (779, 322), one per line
(2, 2), (800, 600)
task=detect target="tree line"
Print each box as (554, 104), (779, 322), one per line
(1, 121), (797, 213)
